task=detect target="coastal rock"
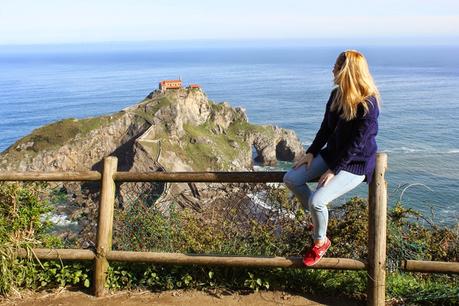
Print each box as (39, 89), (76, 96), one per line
(251, 125), (303, 166)
(0, 87), (304, 213)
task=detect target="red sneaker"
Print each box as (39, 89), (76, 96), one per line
(303, 237), (331, 266)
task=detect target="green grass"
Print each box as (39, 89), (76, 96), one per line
(182, 122), (247, 170)
(1, 112), (124, 165)
(153, 118), (275, 171)
(227, 120), (276, 138)
(131, 96), (172, 124)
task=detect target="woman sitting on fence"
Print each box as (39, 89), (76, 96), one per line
(283, 50), (381, 266)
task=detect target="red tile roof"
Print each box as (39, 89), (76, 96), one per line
(160, 80), (181, 85)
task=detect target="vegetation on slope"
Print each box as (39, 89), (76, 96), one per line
(0, 181), (457, 305)
(1, 112), (124, 165)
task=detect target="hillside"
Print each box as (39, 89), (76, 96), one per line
(1, 87), (303, 172)
(0, 86), (304, 214)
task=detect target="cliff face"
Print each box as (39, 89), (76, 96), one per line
(1, 88), (303, 173)
(0, 111), (149, 173)
(0, 87), (304, 211)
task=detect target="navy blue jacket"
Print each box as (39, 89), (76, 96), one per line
(306, 89), (379, 185)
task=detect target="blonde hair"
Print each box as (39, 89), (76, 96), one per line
(331, 50), (381, 121)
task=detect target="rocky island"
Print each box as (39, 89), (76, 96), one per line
(0, 86), (304, 238)
(1, 87), (304, 172)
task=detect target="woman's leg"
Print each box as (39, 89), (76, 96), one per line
(308, 170), (365, 241)
(282, 153), (329, 212)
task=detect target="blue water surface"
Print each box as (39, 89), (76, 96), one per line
(0, 43), (458, 224)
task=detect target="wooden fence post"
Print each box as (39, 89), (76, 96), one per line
(367, 153), (388, 306)
(93, 156), (118, 297)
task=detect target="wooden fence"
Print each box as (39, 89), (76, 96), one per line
(1, 152), (458, 306)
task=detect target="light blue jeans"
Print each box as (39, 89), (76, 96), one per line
(283, 153), (365, 241)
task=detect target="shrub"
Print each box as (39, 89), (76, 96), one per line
(0, 182), (90, 294)
(1, 182), (457, 305)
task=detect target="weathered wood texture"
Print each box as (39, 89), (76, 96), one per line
(367, 153), (388, 306)
(15, 248), (366, 270)
(106, 251), (366, 270)
(0, 171), (101, 181)
(402, 260), (459, 274)
(17, 248), (95, 260)
(93, 157), (118, 297)
(114, 171), (326, 182)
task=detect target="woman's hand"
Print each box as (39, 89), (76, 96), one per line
(318, 169), (335, 188)
(292, 152), (314, 169)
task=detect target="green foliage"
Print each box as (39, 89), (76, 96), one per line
(4, 114), (121, 162)
(387, 273), (458, 305)
(0, 182), (53, 244)
(0, 182), (90, 295)
(387, 201), (458, 263)
(106, 265), (137, 290)
(3, 259), (92, 292)
(244, 272), (270, 292)
(106, 264), (199, 291)
(227, 120), (276, 138)
(182, 122), (247, 171)
(36, 261), (91, 289)
(327, 197), (369, 259)
(1, 181), (458, 305)
(111, 190), (458, 304)
(0, 182), (51, 294)
(133, 96), (172, 124)
(113, 196), (311, 257)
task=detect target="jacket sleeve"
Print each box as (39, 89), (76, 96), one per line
(330, 99), (378, 174)
(305, 91), (336, 157)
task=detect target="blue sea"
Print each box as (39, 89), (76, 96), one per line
(0, 42), (458, 224)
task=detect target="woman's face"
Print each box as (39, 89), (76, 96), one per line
(332, 62), (340, 78)
(333, 53), (346, 78)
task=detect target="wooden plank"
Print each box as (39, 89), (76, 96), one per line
(0, 171), (101, 181)
(15, 248), (367, 271)
(93, 157), (118, 297)
(107, 251), (367, 270)
(402, 260), (459, 274)
(17, 248), (95, 260)
(367, 153), (388, 306)
(0, 170), (368, 183)
(113, 171), (302, 183)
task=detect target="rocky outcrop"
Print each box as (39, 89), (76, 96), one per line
(0, 87), (304, 212)
(0, 112), (150, 173)
(251, 125), (304, 166)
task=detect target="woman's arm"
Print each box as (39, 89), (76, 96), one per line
(305, 90), (337, 157)
(329, 99), (379, 174)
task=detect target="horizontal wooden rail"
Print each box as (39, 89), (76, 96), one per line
(17, 248), (95, 260)
(113, 171), (293, 183)
(107, 251), (366, 270)
(17, 249), (459, 274)
(16, 248), (366, 270)
(0, 171), (101, 181)
(401, 260), (459, 274)
(0, 170), (372, 184)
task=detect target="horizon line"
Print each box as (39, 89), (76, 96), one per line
(1, 37), (459, 48)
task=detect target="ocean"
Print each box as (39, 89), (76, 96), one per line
(0, 42), (458, 224)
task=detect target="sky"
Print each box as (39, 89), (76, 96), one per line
(0, 0), (458, 45)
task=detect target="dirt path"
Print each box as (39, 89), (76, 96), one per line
(0, 289), (363, 306)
